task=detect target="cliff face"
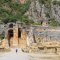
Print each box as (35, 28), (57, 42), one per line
(52, 4), (60, 23)
(26, 0), (60, 26)
(27, 0), (46, 22)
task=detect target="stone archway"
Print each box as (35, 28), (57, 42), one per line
(9, 23), (13, 28)
(8, 29), (13, 47)
(6, 27), (27, 48)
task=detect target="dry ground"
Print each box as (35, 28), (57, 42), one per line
(0, 48), (60, 60)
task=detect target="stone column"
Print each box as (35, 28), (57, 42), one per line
(21, 29), (27, 40)
(13, 25), (18, 47)
(4, 29), (9, 48)
(19, 29), (27, 48)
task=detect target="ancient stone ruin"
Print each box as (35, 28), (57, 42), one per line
(0, 22), (27, 48)
(0, 22), (60, 54)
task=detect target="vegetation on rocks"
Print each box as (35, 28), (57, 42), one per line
(52, 0), (60, 6)
(32, 22), (42, 25)
(38, 0), (60, 26)
(0, 34), (5, 40)
(48, 18), (60, 26)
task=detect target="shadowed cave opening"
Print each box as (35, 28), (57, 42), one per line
(18, 28), (21, 38)
(8, 30), (13, 46)
(9, 24), (13, 28)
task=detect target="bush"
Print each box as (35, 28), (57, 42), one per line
(45, 13), (50, 18)
(0, 0), (31, 24)
(48, 18), (60, 26)
(32, 22), (42, 25)
(52, 0), (60, 6)
(0, 35), (4, 39)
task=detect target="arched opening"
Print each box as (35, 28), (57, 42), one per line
(18, 28), (21, 38)
(9, 24), (13, 28)
(8, 30), (13, 46)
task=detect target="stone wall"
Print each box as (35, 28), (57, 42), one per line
(32, 26), (60, 43)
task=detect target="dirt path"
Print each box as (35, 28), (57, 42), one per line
(0, 48), (60, 60)
(0, 48), (29, 60)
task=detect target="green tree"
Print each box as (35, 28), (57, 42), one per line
(0, 0), (31, 24)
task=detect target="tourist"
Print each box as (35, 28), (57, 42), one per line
(16, 49), (18, 53)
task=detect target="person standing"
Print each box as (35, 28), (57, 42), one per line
(16, 49), (18, 53)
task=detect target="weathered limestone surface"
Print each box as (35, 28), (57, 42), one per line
(19, 29), (27, 48)
(13, 26), (18, 47)
(27, 27), (34, 46)
(2, 39), (9, 48)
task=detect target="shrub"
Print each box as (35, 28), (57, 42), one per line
(48, 18), (60, 26)
(0, 0), (31, 24)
